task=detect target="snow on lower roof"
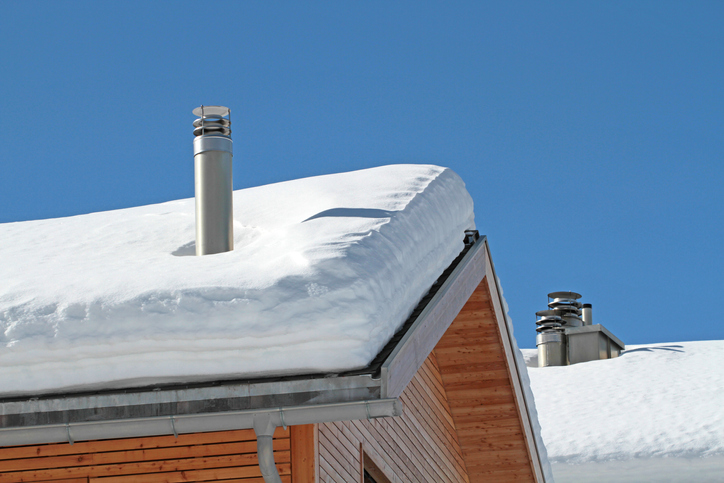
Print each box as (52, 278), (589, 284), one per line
(0, 164), (474, 397)
(523, 340), (724, 483)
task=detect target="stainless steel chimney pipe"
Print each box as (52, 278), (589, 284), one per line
(192, 105), (233, 256)
(537, 330), (567, 367)
(582, 303), (593, 326)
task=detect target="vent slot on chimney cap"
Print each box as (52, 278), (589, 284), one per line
(193, 105), (231, 137)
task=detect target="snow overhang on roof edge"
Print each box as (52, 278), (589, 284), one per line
(0, 233), (485, 447)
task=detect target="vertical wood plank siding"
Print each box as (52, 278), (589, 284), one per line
(0, 427), (291, 482)
(435, 276), (536, 483)
(291, 425), (316, 483)
(319, 352), (470, 483)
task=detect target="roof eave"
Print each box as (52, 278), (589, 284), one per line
(0, 234), (483, 447)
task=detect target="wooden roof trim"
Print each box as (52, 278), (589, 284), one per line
(482, 238), (547, 483)
(381, 235), (488, 399)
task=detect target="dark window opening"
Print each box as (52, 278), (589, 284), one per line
(363, 451), (392, 483)
(363, 469), (379, 483)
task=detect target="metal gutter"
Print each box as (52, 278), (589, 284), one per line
(0, 373), (380, 427)
(0, 398), (401, 447)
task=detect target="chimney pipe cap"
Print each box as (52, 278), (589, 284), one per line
(548, 291), (582, 300)
(193, 105), (230, 117)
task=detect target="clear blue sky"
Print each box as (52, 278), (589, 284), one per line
(1, 1), (722, 349)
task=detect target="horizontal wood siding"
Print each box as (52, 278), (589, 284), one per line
(319, 352), (470, 483)
(435, 276), (536, 482)
(0, 427), (291, 482)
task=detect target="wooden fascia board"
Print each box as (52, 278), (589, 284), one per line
(381, 236), (487, 399)
(483, 239), (547, 483)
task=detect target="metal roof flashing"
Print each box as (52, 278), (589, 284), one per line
(564, 323), (626, 350)
(0, 232), (484, 447)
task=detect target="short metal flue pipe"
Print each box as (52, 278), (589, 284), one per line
(535, 292), (625, 367)
(192, 105), (234, 256)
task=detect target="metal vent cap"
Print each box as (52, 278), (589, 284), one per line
(193, 105), (231, 138)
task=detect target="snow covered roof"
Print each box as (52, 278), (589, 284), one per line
(0, 165), (474, 397)
(523, 340), (724, 482)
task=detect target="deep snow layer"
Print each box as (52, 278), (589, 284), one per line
(0, 165), (474, 396)
(523, 340), (724, 482)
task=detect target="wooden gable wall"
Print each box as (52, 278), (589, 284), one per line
(318, 350), (469, 483)
(434, 275), (538, 482)
(317, 278), (542, 483)
(318, 241), (544, 483)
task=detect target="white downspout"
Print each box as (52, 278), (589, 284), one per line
(253, 413), (282, 483)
